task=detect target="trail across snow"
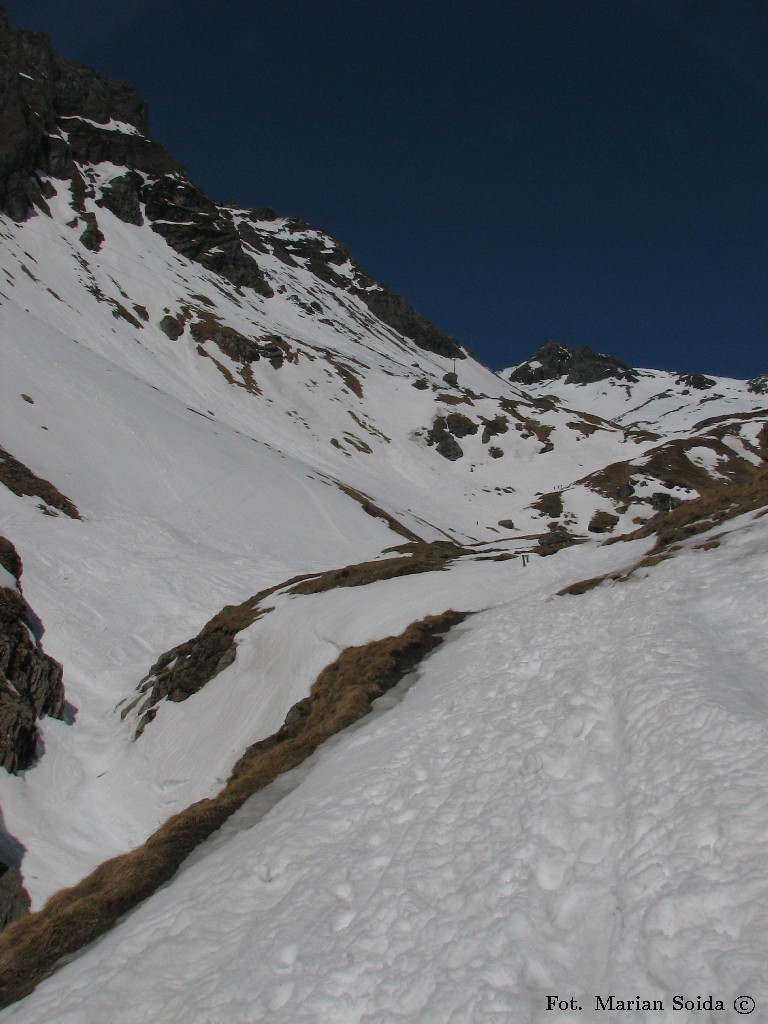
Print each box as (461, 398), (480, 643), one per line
(3, 517), (767, 1024)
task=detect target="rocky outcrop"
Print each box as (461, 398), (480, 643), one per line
(0, 9), (274, 298)
(510, 341), (638, 386)
(445, 412), (478, 438)
(0, 864), (29, 930)
(0, 6), (169, 220)
(425, 413), (481, 460)
(0, 444), (81, 519)
(236, 211), (465, 359)
(676, 373), (715, 391)
(352, 282), (464, 360)
(0, 537), (65, 774)
(1, 8), (466, 353)
(97, 170), (144, 225)
(143, 178), (274, 296)
(189, 314), (287, 368)
(588, 510), (620, 534)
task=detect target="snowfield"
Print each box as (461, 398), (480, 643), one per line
(2, 513), (767, 1023)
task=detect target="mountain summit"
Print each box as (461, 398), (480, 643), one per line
(1, 8), (767, 1020)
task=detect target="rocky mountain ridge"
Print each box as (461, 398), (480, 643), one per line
(0, 7), (461, 360)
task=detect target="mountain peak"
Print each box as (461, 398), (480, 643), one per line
(0, 9), (464, 359)
(509, 340), (638, 386)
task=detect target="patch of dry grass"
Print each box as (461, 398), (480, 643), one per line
(533, 527), (586, 557)
(334, 483), (421, 542)
(326, 356), (363, 398)
(559, 460), (768, 596)
(497, 398), (554, 445)
(288, 541), (464, 596)
(557, 574), (613, 597)
(0, 611), (467, 1010)
(127, 574), (313, 732)
(129, 541), (463, 733)
(434, 392), (473, 406)
(530, 492), (563, 519)
(616, 461), (768, 554)
(0, 446), (81, 520)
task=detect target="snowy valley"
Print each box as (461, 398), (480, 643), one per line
(0, 7), (767, 1022)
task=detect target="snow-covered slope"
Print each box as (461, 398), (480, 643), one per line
(4, 511), (768, 1023)
(506, 339), (768, 433)
(1, 9), (767, 1022)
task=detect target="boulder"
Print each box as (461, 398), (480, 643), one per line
(588, 510), (620, 534)
(435, 436), (464, 461)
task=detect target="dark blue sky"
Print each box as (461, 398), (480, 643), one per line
(5, 1), (768, 377)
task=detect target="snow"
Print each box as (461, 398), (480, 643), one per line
(3, 516), (767, 1023)
(58, 115), (143, 136)
(0, 566), (16, 590)
(505, 367), (768, 435)
(686, 446), (724, 475)
(1, 146), (767, 1023)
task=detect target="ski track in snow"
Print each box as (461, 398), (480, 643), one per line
(3, 521), (768, 1024)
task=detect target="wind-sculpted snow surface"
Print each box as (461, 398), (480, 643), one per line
(2, 515), (767, 1023)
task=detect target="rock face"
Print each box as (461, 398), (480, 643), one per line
(352, 282), (463, 360)
(0, 6), (165, 220)
(0, 7), (463, 358)
(0, 863), (29, 930)
(0, 8), (268, 295)
(0, 537), (65, 774)
(676, 373), (715, 391)
(510, 341), (638, 386)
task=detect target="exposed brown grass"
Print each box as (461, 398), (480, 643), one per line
(347, 410), (392, 444)
(566, 419), (602, 438)
(497, 398), (554, 445)
(532, 525), (585, 557)
(334, 483), (422, 542)
(190, 309), (293, 370)
(530, 492), (564, 519)
(434, 392), (473, 406)
(616, 461), (768, 555)
(557, 574), (614, 597)
(326, 357), (363, 398)
(559, 460), (768, 595)
(127, 574), (313, 732)
(583, 436), (743, 504)
(130, 540), (463, 733)
(0, 611), (467, 1011)
(692, 407), (768, 434)
(0, 446), (81, 520)
(478, 414), (509, 443)
(341, 433), (373, 454)
(289, 541), (464, 596)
